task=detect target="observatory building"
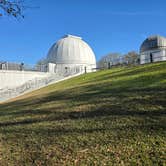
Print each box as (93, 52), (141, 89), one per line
(46, 35), (96, 74)
(0, 35), (96, 102)
(140, 35), (166, 64)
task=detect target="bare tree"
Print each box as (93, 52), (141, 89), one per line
(0, 0), (24, 18)
(124, 51), (139, 65)
(98, 51), (140, 69)
(97, 53), (121, 69)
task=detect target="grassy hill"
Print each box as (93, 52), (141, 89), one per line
(0, 62), (166, 165)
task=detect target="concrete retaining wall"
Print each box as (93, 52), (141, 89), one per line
(0, 71), (81, 103)
(0, 70), (51, 90)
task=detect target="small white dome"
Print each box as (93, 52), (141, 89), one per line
(140, 35), (166, 53)
(47, 35), (96, 67)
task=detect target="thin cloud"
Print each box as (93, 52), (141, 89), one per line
(106, 11), (165, 16)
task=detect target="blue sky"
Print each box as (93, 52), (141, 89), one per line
(0, 0), (166, 64)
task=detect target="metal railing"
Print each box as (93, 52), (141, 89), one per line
(100, 54), (166, 69)
(0, 61), (96, 74)
(0, 61), (47, 72)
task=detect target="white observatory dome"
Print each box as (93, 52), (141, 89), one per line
(47, 35), (96, 73)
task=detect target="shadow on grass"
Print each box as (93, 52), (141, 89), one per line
(0, 107), (165, 127)
(0, 84), (165, 129)
(0, 64), (165, 135)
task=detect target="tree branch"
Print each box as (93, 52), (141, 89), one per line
(0, 0), (24, 18)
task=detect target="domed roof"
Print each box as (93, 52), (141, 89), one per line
(47, 35), (96, 65)
(140, 35), (166, 53)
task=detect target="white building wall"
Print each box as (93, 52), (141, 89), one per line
(140, 49), (166, 64)
(153, 51), (163, 62)
(48, 63), (56, 73)
(0, 70), (51, 89)
(161, 50), (166, 61)
(140, 54), (148, 64)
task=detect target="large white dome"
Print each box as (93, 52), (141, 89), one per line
(47, 35), (96, 68)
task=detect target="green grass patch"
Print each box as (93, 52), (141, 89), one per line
(0, 62), (166, 165)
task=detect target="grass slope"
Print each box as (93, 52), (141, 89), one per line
(0, 62), (166, 165)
